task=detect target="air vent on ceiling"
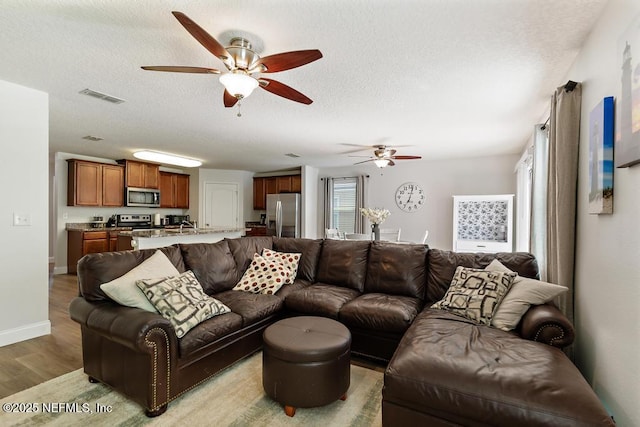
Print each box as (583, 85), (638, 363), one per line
(285, 153), (300, 158)
(79, 88), (125, 104)
(82, 135), (103, 142)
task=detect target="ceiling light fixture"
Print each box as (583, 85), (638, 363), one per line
(374, 159), (390, 168)
(219, 71), (259, 99)
(133, 151), (202, 168)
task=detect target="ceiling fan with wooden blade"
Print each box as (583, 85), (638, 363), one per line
(141, 11), (322, 109)
(353, 145), (422, 168)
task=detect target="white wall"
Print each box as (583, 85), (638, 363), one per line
(566, 0), (640, 424)
(53, 152), (190, 274)
(317, 154), (519, 249)
(0, 80), (50, 346)
(301, 165), (319, 239)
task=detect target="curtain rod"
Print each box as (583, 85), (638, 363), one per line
(320, 175), (370, 180)
(541, 80), (578, 129)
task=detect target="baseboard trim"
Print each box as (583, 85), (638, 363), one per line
(53, 266), (68, 275)
(0, 320), (51, 347)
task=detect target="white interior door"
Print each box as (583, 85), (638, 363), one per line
(203, 182), (239, 228)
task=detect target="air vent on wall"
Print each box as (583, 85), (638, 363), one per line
(82, 135), (103, 141)
(79, 88), (126, 104)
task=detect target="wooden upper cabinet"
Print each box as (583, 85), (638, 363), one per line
(175, 173), (190, 209)
(160, 171), (189, 209)
(265, 177), (278, 195)
(276, 176), (292, 193)
(120, 160), (160, 189)
(102, 164), (124, 206)
(67, 159), (124, 207)
(253, 174), (302, 210)
(253, 177), (266, 210)
(159, 172), (175, 208)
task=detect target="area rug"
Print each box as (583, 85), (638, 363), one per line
(0, 352), (383, 426)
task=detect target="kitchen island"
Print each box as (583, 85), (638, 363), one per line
(119, 227), (247, 250)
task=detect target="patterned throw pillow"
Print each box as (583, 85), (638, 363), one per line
(484, 259), (568, 331)
(431, 266), (517, 325)
(233, 253), (289, 294)
(261, 248), (301, 284)
(136, 270), (230, 338)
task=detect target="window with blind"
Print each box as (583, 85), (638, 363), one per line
(332, 178), (357, 234)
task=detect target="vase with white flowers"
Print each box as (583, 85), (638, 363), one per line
(360, 207), (390, 241)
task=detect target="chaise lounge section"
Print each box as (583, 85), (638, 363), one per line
(69, 237), (612, 425)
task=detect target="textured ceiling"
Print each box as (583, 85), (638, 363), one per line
(0, 0), (608, 171)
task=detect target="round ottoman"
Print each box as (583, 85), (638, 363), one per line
(262, 316), (352, 417)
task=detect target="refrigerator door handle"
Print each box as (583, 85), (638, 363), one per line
(275, 200), (283, 238)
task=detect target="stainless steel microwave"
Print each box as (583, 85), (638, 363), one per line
(126, 187), (160, 207)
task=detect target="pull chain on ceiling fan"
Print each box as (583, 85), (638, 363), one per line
(141, 11), (323, 114)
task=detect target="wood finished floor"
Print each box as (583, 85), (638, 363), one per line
(0, 272), (387, 399)
(0, 273), (82, 399)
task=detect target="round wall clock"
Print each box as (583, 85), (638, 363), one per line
(395, 182), (425, 212)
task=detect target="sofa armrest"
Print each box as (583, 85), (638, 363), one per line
(519, 303), (575, 349)
(69, 296), (178, 353)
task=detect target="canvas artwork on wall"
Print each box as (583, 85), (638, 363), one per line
(616, 13), (640, 167)
(589, 97), (614, 214)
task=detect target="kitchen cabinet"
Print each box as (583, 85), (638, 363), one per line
(68, 229), (126, 273)
(253, 174), (302, 210)
(119, 159), (160, 189)
(160, 171), (189, 208)
(452, 194), (514, 253)
(67, 159), (124, 207)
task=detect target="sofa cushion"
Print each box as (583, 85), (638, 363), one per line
(179, 241), (239, 295)
(77, 245), (184, 302)
(431, 266), (516, 326)
(232, 253), (289, 295)
(364, 242), (427, 299)
(340, 293), (422, 333)
(178, 311), (243, 358)
(226, 236), (274, 278)
(284, 283), (361, 318)
(384, 308), (615, 426)
(262, 248), (301, 284)
(100, 250), (180, 312)
(426, 249), (539, 305)
(316, 240), (370, 291)
(215, 289), (283, 327)
(273, 279), (313, 299)
(273, 237), (323, 282)
(136, 271), (231, 338)
(485, 259), (568, 331)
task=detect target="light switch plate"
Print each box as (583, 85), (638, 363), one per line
(13, 213), (32, 226)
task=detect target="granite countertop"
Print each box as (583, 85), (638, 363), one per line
(121, 227), (248, 238)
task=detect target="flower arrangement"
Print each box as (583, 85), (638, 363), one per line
(360, 207), (390, 225)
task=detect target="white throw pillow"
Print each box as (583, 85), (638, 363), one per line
(485, 259), (568, 331)
(233, 253), (289, 295)
(100, 250), (180, 312)
(261, 248), (301, 284)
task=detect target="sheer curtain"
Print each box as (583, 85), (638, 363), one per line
(531, 83), (582, 336)
(322, 175), (368, 234)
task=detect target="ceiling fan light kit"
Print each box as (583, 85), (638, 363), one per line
(374, 159), (390, 168)
(219, 71), (259, 99)
(141, 11), (322, 111)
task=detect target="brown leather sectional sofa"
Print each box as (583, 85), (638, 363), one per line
(69, 236), (613, 425)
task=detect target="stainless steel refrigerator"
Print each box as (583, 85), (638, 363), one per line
(266, 193), (301, 238)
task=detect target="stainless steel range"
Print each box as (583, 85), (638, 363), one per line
(116, 214), (152, 229)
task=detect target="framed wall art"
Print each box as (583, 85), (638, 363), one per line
(616, 13), (640, 167)
(589, 96), (614, 214)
